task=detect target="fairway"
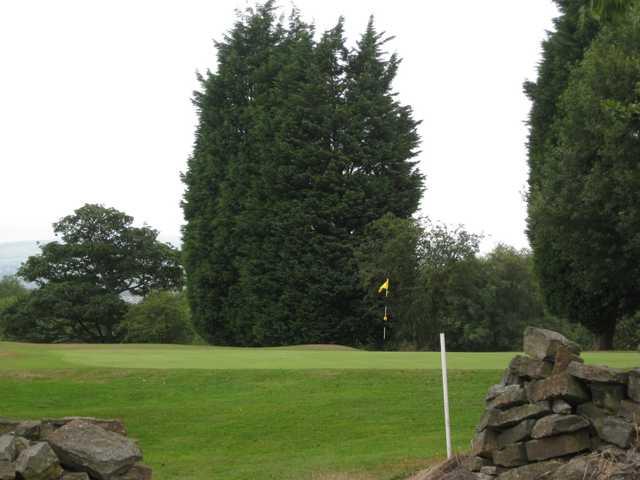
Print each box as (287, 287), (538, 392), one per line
(1, 343), (638, 479)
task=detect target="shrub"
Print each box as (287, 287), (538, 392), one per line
(123, 291), (194, 344)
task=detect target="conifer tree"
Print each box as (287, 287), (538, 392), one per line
(182, 3), (423, 346)
(526, 0), (640, 348)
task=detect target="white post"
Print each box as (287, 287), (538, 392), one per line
(440, 332), (452, 459)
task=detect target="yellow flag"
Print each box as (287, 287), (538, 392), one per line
(378, 278), (390, 294)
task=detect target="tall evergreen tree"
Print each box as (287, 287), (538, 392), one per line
(526, 0), (640, 348)
(182, 4), (423, 346)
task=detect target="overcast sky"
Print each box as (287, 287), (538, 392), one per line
(0, 0), (559, 250)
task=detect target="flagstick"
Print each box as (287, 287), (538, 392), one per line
(440, 333), (452, 459)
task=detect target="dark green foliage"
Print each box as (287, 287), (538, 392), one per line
(355, 216), (556, 351)
(123, 291), (194, 344)
(354, 214), (422, 348)
(182, 3), (422, 346)
(5, 204), (183, 343)
(527, 2), (640, 348)
(0, 276), (29, 339)
(2, 283), (127, 342)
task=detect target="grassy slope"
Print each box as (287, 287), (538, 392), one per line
(0, 343), (637, 479)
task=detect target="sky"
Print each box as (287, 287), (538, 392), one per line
(0, 0), (559, 251)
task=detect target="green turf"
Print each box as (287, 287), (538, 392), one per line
(2, 342), (638, 371)
(0, 342), (637, 479)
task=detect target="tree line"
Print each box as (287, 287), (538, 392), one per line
(2, 1), (640, 350)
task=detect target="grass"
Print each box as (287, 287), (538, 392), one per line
(0, 342), (637, 479)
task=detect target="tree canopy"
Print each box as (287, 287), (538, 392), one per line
(2, 204), (183, 342)
(526, 0), (640, 348)
(182, 2), (423, 346)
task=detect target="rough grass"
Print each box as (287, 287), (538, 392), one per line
(0, 342), (637, 479)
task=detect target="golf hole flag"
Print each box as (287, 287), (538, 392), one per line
(378, 278), (390, 295)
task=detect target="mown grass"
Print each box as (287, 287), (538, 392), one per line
(0, 343), (637, 479)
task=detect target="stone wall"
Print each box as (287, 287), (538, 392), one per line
(467, 327), (640, 480)
(0, 416), (151, 480)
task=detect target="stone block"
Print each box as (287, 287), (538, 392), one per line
(487, 402), (551, 429)
(552, 345), (583, 375)
(472, 429), (498, 459)
(497, 419), (535, 447)
(594, 416), (634, 448)
(523, 327), (580, 361)
(496, 460), (564, 480)
(48, 420), (141, 480)
(0, 436), (15, 462)
(628, 368), (640, 403)
(480, 466), (505, 476)
(464, 456), (491, 472)
(618, 399), (640, 423)
(15, 442), (62, 480)
(567, 362), (628, 384)
(14, 437), (29, 457)
(576, 402), (607, 422)
(551, 399), (572, 414)
(531, 414), (589, 439)
(590, 383), (625, 412)
(526, 373), (589, 404)
(493, 443), (527, 467)
(509, 356), (552, 380)
(475, 410), (493, 433)
(525, 430), (590, 461)
(487, 386), (528, 410)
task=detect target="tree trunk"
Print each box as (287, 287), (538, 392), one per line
(593, 320), (616, 350)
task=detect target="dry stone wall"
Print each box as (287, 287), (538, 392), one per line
(466, 327), (640, 480)
(0, 417), (151, 480)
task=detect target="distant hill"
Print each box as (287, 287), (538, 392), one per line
(0, 241), (43, 278)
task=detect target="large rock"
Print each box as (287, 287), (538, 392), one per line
(0, 461), (15, 480)
(497, 419), (535, 447)
(628, 369), (640, 403)
(525, 430), (590, 461)
(523, 327), (580, 361)
(594, 416), (634, 448)
(567, 362), (628, 384)
(493, 443), (527, 467)
(487, 402), (551, 429)
(618, 399), (640, 423)
(0, 435), (15, 462)
(41, 417), (126, 440)
(15, 442), (62, 480)
(590, 383), (625, 412)
(47, 420), (141, 480)
(526, 373), (589, 404)
(471, 430), (498, 458)
(508, 356), (553, 380)
(496, 460), (564, 480)
(552, 345), (583, 375)
(487, 385), (528, 410)
(531, 414), (589, 439)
